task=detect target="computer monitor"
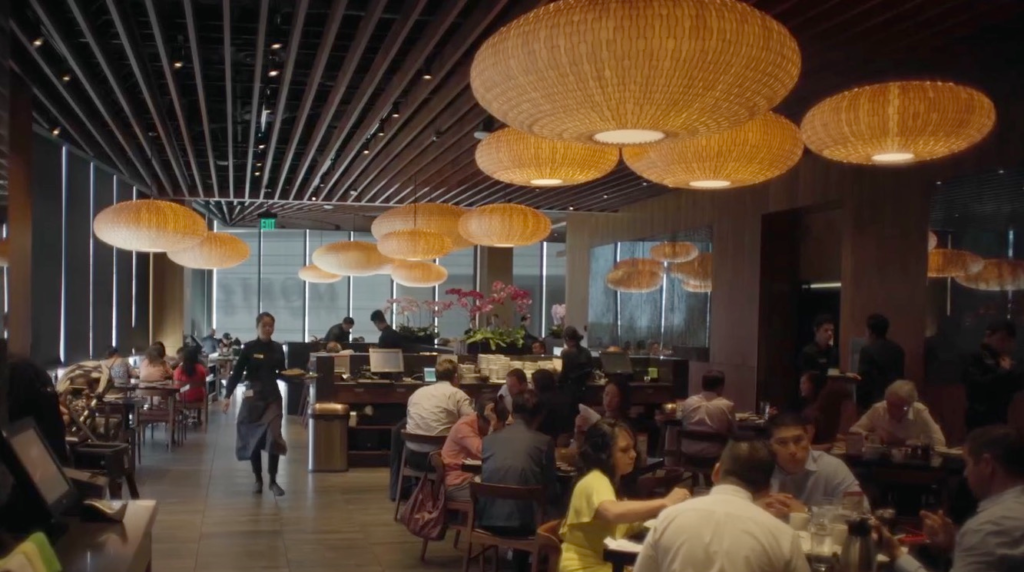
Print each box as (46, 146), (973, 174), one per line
(0, 419), (78, 524)
(600, 351), (633, 375)
(369, 348), (404, 373)
(423, 367), (437, 384)
(552, 346), (564, 357)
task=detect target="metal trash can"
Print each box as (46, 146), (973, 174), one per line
(308, 402), (350, 472)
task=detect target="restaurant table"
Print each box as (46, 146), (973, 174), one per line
(121, 383), (183, 448)
(55, 500), (157, 572)
(835, 447), (966, 517)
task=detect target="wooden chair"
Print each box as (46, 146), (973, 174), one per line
(463, 482), (547, 572)
(419, 451), (472, 562)
(536, 520), (563, 572)
(135, 388), (175, 450)
(673, 429), (729, 489)
(394, 431), (449, 521)
(179, 380), (209, 433)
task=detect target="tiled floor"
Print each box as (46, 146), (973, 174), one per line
(137, 406), (464, 572)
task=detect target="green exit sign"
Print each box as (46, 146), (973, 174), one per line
(260, 218), (276, 230)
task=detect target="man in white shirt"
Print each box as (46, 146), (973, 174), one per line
(761, 412), (864, 515)
(497, 368), (529, 414)
(677, 370), (734, 457)
(877, 425), (1024, 572)
(634, 439), (810, 572)
(850, 379), (946, 447)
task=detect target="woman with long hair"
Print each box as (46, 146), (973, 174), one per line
(139, 343), (173, 381)
(559, 420), (690, 572)
(173, 346), (208, 404)
(222, 312), (288, 496)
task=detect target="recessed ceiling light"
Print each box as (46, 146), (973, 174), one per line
(258, 144), (266, 150)
(51, 126), (61, 136)
(362, 148), (370, 155)
(422, 72), (433, 80)
(256, 161), (263, 166)
(61, 73), (71, 83)
(377, 130), (384, 137)
(268, 69), (280, 77)
(254, 171), (261, 176)
(936, 181), (942, 185)
(391, 110), (400, 118)
(311, 196), (318, 201)
(998, 169), (1005, 174)
(270, 42), (284, 50)
(324, 205), (333, 210)
(173, 61), (184, 69)
(32, 36), (45, 48)
(603, 194), (608, 198)
(568, 206), (574, 210)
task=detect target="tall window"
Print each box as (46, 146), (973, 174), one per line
(260, 229), (305, 342)
(350, 232), (393, 341)
(437, 248), (474, 339)
(214, 229), (260, 343)
(307, 231), (350, 340)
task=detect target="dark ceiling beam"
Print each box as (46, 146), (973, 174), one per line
(431, 169), (492, 204)
(387, 141), (478, 205)
(67, 0), (175, 195)
(328, 0), (529, 203)
(282, 1), (385, 202)
(356, 83), (481, 202)
(257, 0), (309, 199)
(11, 25), (138, 185)
(24, 0), (158, 191)
(15, 60), (103, 161)
(242, 0), (270, 204)
(534, 171), (639, 210)
(104, 0), (191, 196)
(143, 0), (204, 198)
(271, 0), (347, 201)
(223, 0), (235, 204)
(377, 105), (488, 204)
(308, 0), (465, 200)
(417, 156), (482, 202)
(184, 0), (221, 198)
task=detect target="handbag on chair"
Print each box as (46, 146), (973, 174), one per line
(399, 471), (448, 541)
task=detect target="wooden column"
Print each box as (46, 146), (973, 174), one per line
(476, 247), (515, 325)
(150, 253), (185, 350)
(7, 75), (32, 357)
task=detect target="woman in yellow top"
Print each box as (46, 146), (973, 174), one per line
(559, 419), (691, 572)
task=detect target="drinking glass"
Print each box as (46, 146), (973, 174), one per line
(810, 519), (831, 555)
(759, 401), (771, 418)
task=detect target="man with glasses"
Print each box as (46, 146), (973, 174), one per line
(850, 379), (946, 447)
(759, 412), (864, 516)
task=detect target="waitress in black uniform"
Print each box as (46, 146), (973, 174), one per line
(222, 311), (288, 496)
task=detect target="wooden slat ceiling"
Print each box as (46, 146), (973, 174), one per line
(13, 0), (1024, 229)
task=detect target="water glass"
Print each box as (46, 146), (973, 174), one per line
(810, 520), (831, 555)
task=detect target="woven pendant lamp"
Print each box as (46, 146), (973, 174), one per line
(955, 259), (1024, 291)
(623, 112), (804, 189)
(377, 228), (453, 261)
(459, 203), (551, 247)
(371, 203), (474, 251)
(928, 231), (938, 251)
(681, 278), (712, 293)
(391, 260), (449, 288)
(928, 248), (984, 278)
(614, 258), (664, 274)
(475, 127), (620, 186)
(93, 199), (207, 252)
(668, 253), (713, 286)
(298, 264), (343, 283)
(649, 242), (699, 263)
(471, 0), (800, 146)
(312, 241), (393, 277)
(801, 81), (996, 165)
(167, 232), (250, 269)
(606, 267), (663, 293)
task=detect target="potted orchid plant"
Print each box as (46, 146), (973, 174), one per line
(381, 297), (446, 345)
(445, 281), (532, 353)
(549, 303), (567, 339)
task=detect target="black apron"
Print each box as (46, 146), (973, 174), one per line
(235, 392), (287, 460)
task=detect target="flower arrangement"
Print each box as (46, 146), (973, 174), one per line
(381, 297), (445, 339)
(444, 281), (534, 351)
(549, 303), (567, 338)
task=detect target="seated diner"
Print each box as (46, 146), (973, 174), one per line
(850, 379), (946, 447)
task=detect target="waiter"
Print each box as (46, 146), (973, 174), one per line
(323, 316), (355, 345)
(798, 314), (838, 378)
(222, 312), (288, 496)
(370, 309), (404, 349)
(559, 325), (594, 407)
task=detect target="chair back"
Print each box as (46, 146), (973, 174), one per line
(467, 482), (546, 532)
(401, 430), (448, 450)
(537, 519), (563, 568)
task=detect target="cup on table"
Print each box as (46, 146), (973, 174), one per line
(789, 512), (810, 531)
(829, 523), (848, 548)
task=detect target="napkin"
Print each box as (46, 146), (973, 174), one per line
(603, 537), (643, 553)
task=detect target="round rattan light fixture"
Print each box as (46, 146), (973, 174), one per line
(93, 199), (207, 252)
(681, 279), (713, 293)
(955, 259), (1024, 291)
(0, 239), (9, 267)
(927, 248), (984, 278)
(623, 112), (804, 189)
(312, 241), (393, 277)
(605, 267), (663, 293)
(668, 253), (713, 286)
(371, 203), (474, 251)
(377, 228), (452, 261)
(470, 0), (801, 146)
(649, 242), (699, 263)
(391, 260), (449, 288)
(614, 258), (664, 274)
(475, 127), (620, 186)
(801, 81), (996, 165)
(298, 264), (343, 283)
(928, 231), (938, 251)
(459, 203), (551, 247)
(167, 232), (250, 269)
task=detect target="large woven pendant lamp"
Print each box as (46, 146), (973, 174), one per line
(471, 0), (800, 145)
(614, 258), (664, 273)
(605, 267), (663, 293)
(312, 241), (393, 277)
(371, 203), (474, 251)
(298, 264), (343, 283)
(623, 112), (804, 189)
(955, 259), (1024, 291)
(93, 199), (207, 252)
(475, 127), (620, 186)
(378, 228), (452, 261)
(681, 278), (712, 293)
(928, 231), (938, 251)
(801, 81), (996, 165)
(669, 253), (713, 286)
(928, 249), (984, 278)
(167, 232), (250, 269)
(391, 260), (449, 288)
(459, 203), (551, 247)
(649, 242), (699, 263)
